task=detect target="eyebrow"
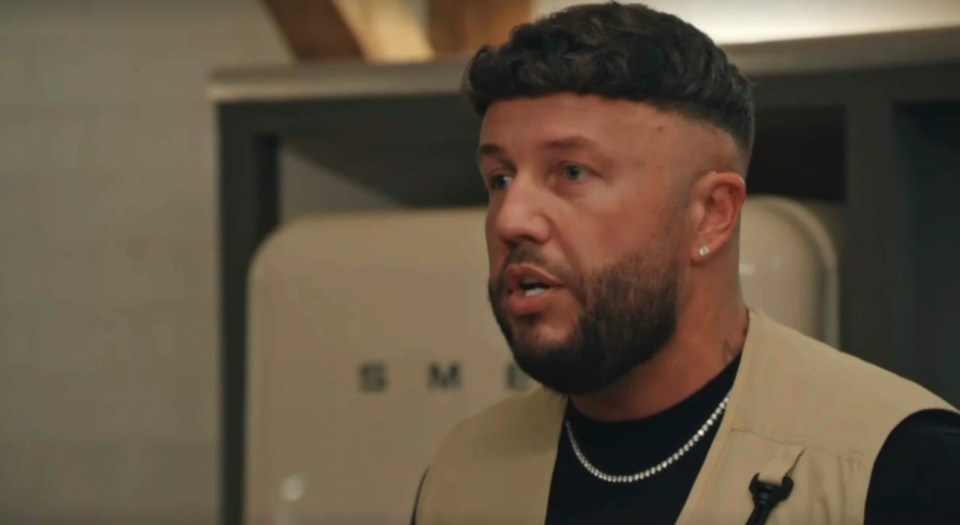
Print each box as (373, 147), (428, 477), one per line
(542, 135), (615, 167)
(476, 143), (514, 171)
(477, 135), (611, 167)
(477, 142), (506, 159)
(540, 135), (603, 153)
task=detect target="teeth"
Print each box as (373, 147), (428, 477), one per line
(524, 287), (547, 297)
(521, 277), (538, 285)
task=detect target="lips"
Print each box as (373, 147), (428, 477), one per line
(505, 264), (560, 292)
(503, 264), (563, 316)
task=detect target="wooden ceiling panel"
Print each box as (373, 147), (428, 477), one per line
(262, 0), (364, 60)
(333, 0), (434, 62)
(264, 0), (532, 62)
(429, 0), (532, 56)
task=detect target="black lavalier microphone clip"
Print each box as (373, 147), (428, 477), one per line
(745, 473), (794, 525)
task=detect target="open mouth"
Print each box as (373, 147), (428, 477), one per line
(520, 277), (551, 297)
(500, 263), (563, 317)
(503, 265), (562, 316)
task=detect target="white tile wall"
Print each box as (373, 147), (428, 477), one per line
(0, 0), (289, 522)
(0, 38), (29, 106)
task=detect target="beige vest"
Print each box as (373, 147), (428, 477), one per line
(415, 311), (957, 525)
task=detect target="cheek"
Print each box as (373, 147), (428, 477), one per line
(570, 202), (675, 274)
(485, 221), (504, 276)
(578, 208), (651, 266)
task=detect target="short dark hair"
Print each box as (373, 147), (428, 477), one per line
(464, 2), (755, 163)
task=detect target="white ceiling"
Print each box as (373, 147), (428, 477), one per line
(534, 0), (960, 43)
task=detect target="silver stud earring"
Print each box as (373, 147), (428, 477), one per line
(698, 246), (710, 257)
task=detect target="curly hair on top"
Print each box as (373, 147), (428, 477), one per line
(464, 2), (755, 160)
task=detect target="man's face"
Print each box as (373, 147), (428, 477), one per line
(479, 94), (694, 395)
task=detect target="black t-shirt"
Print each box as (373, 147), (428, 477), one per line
(545, 355), (960, 525)
(545, 355), (740, 525)
(412, 357), (960, 524)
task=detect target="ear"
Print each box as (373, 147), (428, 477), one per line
(689, 171), (746, 264)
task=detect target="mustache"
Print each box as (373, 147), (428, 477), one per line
(490, 247), (577, 296)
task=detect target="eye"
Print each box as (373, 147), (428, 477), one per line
(488, 174), (514, 191)
(562, 164), (587, 182)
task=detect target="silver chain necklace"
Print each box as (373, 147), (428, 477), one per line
(565, 391), (731, 484)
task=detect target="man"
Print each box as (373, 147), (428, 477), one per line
(413, 3), (960, 524)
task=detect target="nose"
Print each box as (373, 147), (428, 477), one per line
(488, 175), (550, 247)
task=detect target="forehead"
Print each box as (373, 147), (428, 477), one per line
(479, 94), (677, 150)
(478, 94), (740, 180)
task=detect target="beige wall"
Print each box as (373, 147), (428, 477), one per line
(0, 1), (288, 523)
(538, 0), (960, 43)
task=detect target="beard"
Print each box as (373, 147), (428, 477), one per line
(488, 246), (680, 395)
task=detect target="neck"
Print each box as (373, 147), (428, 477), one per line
(570, 297), (748, 422)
